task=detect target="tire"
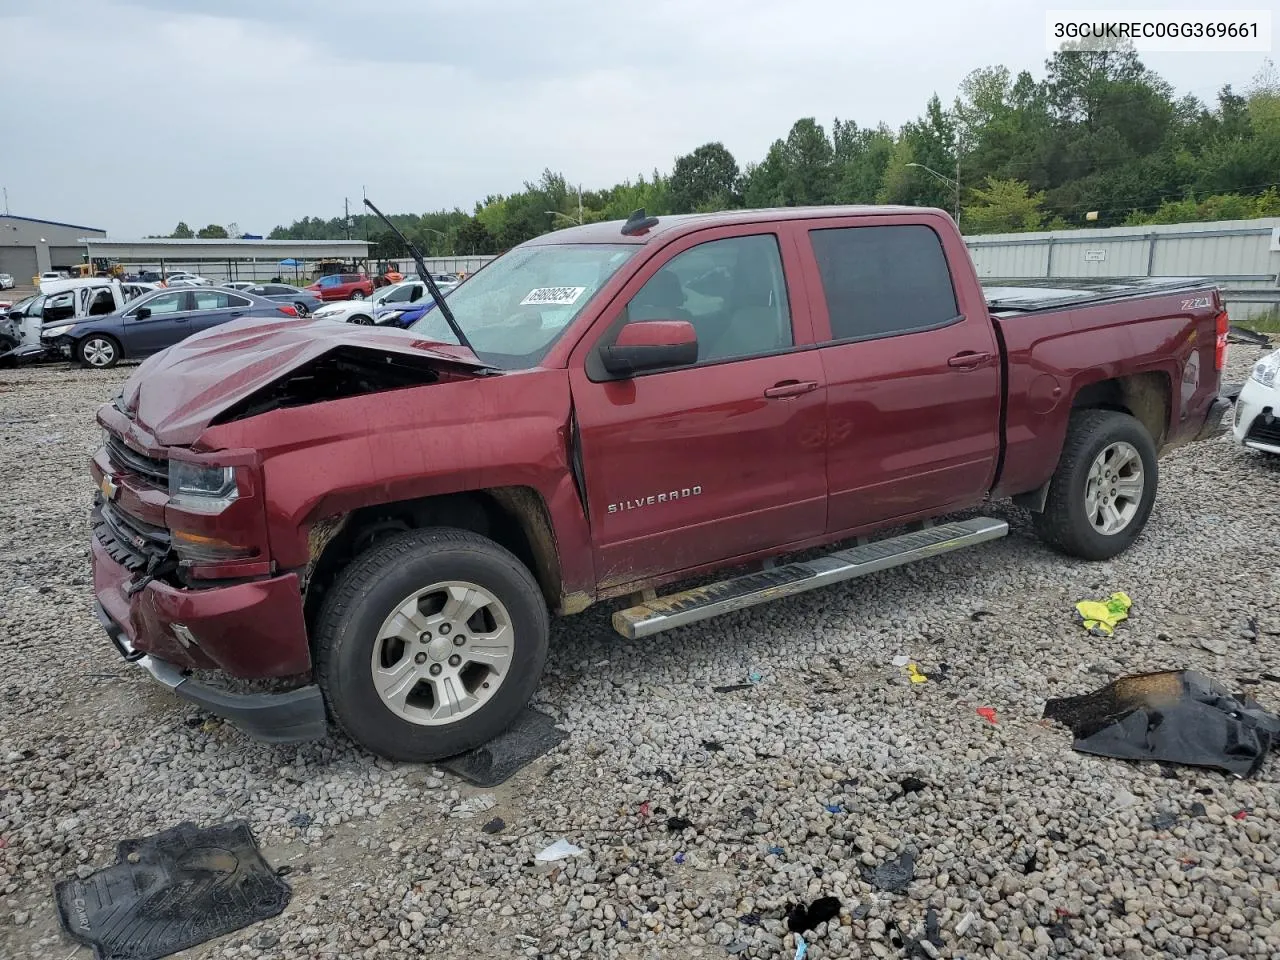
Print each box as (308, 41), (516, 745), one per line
(350, 291), (365, 300)
(77, 334), (121, 369)
(313, 527), (550, 762)
(293, 301), (310, 318)
(1033, 410), (1158, 561)
(348, 314), (373, 325)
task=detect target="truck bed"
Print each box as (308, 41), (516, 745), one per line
(982, 276), (1215, 316)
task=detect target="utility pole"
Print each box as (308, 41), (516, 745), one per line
(344, 197), (350, 240)
(578, 184), (583, 226)
(2, 187), (7, 215)
(954, 152), (961, 229)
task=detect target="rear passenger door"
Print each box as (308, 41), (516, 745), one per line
(798, 216), (1002, 533)
(189, 289), (251, 333)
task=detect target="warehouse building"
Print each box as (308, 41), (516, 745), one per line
(0, 214), (107, 282)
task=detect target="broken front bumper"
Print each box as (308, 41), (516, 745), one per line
(94, 600), (328, 743)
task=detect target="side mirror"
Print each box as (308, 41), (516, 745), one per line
(600, 320), (698, 377)
(134, 307), (151, 320)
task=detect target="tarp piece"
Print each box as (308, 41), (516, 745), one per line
(437, 707), (568, 787)
(1043, 670), (1280, 778)
(54, 820), (290, 960)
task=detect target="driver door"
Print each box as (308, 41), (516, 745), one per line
(123, 290), (191, 355)
(568, 226), (828, 592)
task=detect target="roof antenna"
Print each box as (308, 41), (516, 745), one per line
(621, 208), (659, 236)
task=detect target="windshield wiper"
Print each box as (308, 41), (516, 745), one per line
(362, 198), (475, 355)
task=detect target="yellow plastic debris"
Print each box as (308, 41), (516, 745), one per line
(1075, 591), (1132, 637)
(905, 663), (929, 684)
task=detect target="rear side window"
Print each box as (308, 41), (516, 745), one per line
(809, 225), (959, 342)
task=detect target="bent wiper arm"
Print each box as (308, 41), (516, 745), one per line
(362, 198), (474, 354)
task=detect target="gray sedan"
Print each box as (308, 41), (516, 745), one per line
(40, 286), (303, 368)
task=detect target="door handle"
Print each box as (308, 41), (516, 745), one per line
(764, 379), (819, 399)
(948, 351), (992, 369)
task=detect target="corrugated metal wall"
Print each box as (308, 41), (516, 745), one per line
(965, 218), (1280, 319)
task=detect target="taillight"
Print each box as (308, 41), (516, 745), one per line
(1215, 310), (1229, 371)
(277, 304), (298, 317)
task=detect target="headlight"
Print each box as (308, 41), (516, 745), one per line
(1251, 353), (1280, 388)
(168, 460), (237, 509)
(313, 307), (341, 319)
(42, 324), (73, 338)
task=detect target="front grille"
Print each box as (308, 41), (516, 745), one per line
(92, 500), (171, 572)
(106, 434), (168, 488)
(1245, 414), (1280, 447)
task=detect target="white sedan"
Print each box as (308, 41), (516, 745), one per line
(1233, 349), (1280, 454)
(312, 279), (433, 325)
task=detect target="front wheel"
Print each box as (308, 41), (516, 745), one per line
(1033, 410), (1158, 560)
(313, 528), (550, 762)
(348, 314), (373, 325)
(77, 334), (121, 369)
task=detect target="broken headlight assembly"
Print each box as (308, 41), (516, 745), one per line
(1251, 352), (1279, 389)
(169, 461), (238, 509)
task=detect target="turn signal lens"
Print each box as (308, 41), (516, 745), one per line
(171, 529), (257, 564)
(1215, 311), (1229, 372)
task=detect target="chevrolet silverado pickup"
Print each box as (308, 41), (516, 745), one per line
(89, 206), (1231, 761)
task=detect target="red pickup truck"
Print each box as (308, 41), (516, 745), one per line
(89, 206), (1230, 761)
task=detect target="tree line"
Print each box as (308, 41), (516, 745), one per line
(255, 47), (1279, 256)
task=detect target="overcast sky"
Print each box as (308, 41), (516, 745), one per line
(1, 0), (1270, 237)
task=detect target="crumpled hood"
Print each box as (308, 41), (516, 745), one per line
(120, 316), (486, 447)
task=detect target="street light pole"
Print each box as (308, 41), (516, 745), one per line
(905, 162), (962, 229)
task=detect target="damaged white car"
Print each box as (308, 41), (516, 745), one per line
(1233, 349), (1280, 454)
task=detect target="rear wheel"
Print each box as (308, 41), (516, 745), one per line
(313, 528), (549, 762)
(1033, 410), (1158, 560)
(350, 291), (365, 301)
(77, 334), (121, 369)
(293, 301), (310, 317)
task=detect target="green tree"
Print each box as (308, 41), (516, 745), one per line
(170, 221), (194, 239)
(196, 224), (229, 239)
(962, 178), (1047, 233)
(669, 142), (740, 213)
(456, 216), (495, 254)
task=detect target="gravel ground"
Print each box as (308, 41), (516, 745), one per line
(1, 349), (1278, 960)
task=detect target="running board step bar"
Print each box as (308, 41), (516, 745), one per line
(612, 517), (1009, 640)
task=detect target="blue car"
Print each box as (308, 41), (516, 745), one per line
(39, 285), (302, 368)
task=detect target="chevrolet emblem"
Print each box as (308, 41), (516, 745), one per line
(100, 474), (120, 501)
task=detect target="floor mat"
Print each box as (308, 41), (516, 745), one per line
(54, 820), (290, 960)
(437, 707), (568, 786)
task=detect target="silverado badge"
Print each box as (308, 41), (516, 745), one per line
(100, 473), (119, 501)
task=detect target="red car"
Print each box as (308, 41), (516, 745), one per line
(305, 273), (373, 302)
(89, 205), (1230, 761)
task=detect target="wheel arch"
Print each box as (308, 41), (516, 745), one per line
(301, 485), (568, 631)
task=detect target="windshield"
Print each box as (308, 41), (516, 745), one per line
(407, 244), (636, 369)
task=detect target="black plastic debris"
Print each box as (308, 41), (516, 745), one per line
(666, 816), (693, 833)
(899, 776), (928, 796)
(1263, 673), (1280, 683)
(437, 707), (567, 787)
(738, 912), (761, 926)
(861, 851), (915, 892)
(1021, 851), (1039, 875)
(905, 907), (945, 957)
(1046, 829), (1067, 842)
(55, 820), (289, 960)
(785, 896), (842, 933)
(1150, 811), (1179, 830)
(1190, 802), (1207, 817)
(701, 739), (724, 752)
(970, 610), (996, 621)
(287, 812), (312, 829)
(481, 817), (505, 834)
(1046, 921), (1071, 940)
(712, 683), (754, 694)
(1042, 670), (1280, 778)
